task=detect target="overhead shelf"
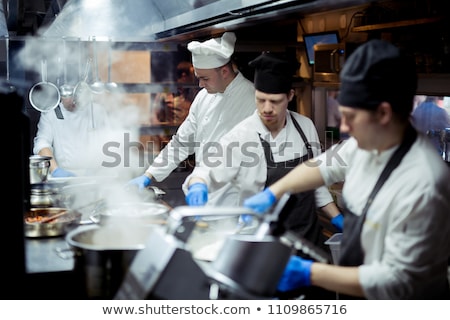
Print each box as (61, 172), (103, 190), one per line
(352, 16), (443, 32)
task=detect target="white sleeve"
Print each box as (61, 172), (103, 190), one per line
(33, 112), (54, 154)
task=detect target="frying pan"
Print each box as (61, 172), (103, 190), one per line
(29, 59), (61, 112)
(24, 207), (81, 238)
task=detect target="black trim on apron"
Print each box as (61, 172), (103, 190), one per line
(54, 105), (64, 119)
(339, 125), (417, 267)
(260, 113), (323, 249)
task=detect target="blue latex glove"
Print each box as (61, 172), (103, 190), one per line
(185, 183), (208, 206)
(277, 256), (313, 292)
(241, 188), (276, 225)
(243, 188), (276, 214)
(126, 175), (151, 191)
(331, 213), (344, 232)
(52, 167), (76, 178)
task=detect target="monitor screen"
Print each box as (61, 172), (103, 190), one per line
(303, 31), (340, 65)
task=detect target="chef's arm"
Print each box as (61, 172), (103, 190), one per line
(143, 171), (154, 180)
(38, 147), (58, 173)
(269, 160), (325, 199)
(310, 263), (365, 297)
(319, 202), (341, 220)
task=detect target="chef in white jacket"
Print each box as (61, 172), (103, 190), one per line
(182, 52), (343, 245)
(33, 84), (111, 177)
(127, 32), (256, 195)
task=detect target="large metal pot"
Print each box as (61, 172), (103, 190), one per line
(61, 181), (166, 224)
(210, 234), (292, 297)
(89, 202), (169, 226)
(65, 224), (157, 299)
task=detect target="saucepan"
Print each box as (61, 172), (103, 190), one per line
(29, 59), (60, 112)
(210, 233), (292, 297)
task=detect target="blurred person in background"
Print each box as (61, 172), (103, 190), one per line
(244, 40), (450, 299)
(151, 61), (199, 125)
(326, 89), (342, 143)
(127, 32), (256, 193)
(411, 95), (450, 154)
(33, 84), (111, 177)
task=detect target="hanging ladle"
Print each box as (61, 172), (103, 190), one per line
(3, 36), (14, 91)
(90, 36), (104, 94)
(106, 38), (118, 92)
(59, 37), (73, 96)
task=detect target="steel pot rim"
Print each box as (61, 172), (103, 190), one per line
(65, 224), (152, 251)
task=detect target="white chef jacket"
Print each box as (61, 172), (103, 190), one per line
(317, 133), (450, 299)
(33, 102), (111, 176)
(182, 110), (334, 207)
(147, 72), (256, 182)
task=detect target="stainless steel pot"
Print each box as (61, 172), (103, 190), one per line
(210, 234), (292, 297)
(30, 181), (65, 207)
(29, 155), (52, 184)
(89, 202), (169, 226)
(65, 224), (156, 299)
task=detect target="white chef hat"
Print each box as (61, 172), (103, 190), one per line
(187, 32), (236, 69)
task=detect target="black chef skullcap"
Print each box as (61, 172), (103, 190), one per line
(249, 52), (297, 94)
(338, 39), (417, 118)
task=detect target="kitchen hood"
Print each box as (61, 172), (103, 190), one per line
(41, 0), (373, 41)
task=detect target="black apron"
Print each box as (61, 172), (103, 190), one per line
(339, 126), (417, 267)
(261, 113), (322, 248)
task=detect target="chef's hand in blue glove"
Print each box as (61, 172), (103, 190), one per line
(185, 183), (208, 206)
(243, 188), (277, 214)
(126, 175), (151, 191)
(277, 255), (313, 292)
(331, 213), (344, 232)
(241, 188), (277, 225)
(52, 167), (76, 178)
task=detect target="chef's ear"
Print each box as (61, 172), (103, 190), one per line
(287, 89), (295, 102)
(376, 101), (393, 125)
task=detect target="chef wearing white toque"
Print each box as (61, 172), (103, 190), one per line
(127, 32), (256, 206)
(188, 32), (236, 69)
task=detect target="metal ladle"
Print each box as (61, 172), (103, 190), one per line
(90, 36), (104, 94)
(59, 37), (73, 96)
(106, 38), (118, 92)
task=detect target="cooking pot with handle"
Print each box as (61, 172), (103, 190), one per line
(210, 234), (292, 297)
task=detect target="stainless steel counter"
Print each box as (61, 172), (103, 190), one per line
(26, 235), (74, 274)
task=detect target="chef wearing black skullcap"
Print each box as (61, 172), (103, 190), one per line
(182, 52), (342, 257)
(244, 40), (450, 299)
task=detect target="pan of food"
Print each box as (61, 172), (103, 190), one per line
(24, 207), (81, 238)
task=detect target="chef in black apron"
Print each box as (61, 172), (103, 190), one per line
(261, 115), (322, 249)
(244, 40), (450, 299)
